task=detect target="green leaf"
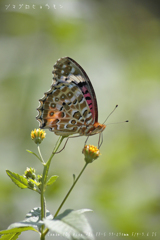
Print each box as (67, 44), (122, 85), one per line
(0, 227), (37, 234)
(29, 178), (40, 187)
(73, 174), (76, 182)
(0, 207), (52, 239)
(0, 232), (21, 239)
(6, 170), (29, 189)
(26, 149), (42, 162)
(0, 226), (37, 239)
(8, 207), (53, 229)
(47, 175), (59, 186)
(24, 207), (53, 227)
(43, 209), (94, 240)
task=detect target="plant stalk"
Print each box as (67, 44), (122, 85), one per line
(37, 144), (45, 163)
(43, 162), (88, 237)
(40, 136), (65, 239)
(54, 162), (88, 218)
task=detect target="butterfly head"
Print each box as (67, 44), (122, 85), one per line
(89, 122), (106, 136)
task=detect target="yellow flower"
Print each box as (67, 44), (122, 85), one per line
(31, 128), (46, 144)
(83, 145), (101, 163)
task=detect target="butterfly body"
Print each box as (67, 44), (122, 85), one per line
(36, 57), (106, 137)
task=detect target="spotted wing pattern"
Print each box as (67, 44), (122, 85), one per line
(36, 57), (106, 137)
(52, 57), (98, 122)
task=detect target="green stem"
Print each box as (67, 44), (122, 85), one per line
(40, 136), (65, 239)
(43, 162), (88, 237)
(40, 193), (45, 234)
(37, 145), (45, 163)
(47, 136), (66, 166)
(40, 234), (45, 240)
(54, 162), (88, 218)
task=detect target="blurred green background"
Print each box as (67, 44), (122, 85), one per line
(0, 0), (160, 239)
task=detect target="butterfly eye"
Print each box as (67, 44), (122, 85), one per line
(71, 120), (76, 125)
(67, 92), (73, 98)
(51, 103), (56, 108)
(60, 94), (67, 100)
(50, 112), (54, 116)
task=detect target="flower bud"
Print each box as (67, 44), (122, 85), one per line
(31, 128), (46, 144)
(28, 180), (35, 189)
(83, 145), (100, 163)
(24, 167), (36, 180)
(37, 174), (42, 183)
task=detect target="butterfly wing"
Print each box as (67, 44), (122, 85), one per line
(36, 81), (94, 136)
(52, 57), (98, 123)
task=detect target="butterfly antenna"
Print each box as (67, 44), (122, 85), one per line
(106, 120), (129, 126)
(103, 105), (118, 124)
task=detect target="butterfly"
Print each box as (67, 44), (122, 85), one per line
(36, 57), (106, 141)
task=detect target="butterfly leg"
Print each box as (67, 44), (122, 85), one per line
(98, 132), (103, 149)
(54, 135), (81, 154)
(54, 137), (70, 154)
(84, 136), (89, 148)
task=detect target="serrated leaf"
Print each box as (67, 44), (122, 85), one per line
(0, 208), (53, 239)
(6, 170), (29, 189)
(44, 209), (94, 240)
(47, 175), (58, 186)
(25, 207), (53, 223)
(8, 207), (53, 230)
